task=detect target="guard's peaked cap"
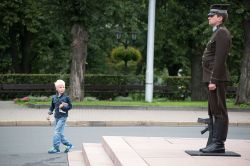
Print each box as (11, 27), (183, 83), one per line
(208, 4), (229, 16)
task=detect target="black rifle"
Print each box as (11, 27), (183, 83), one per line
(198, 117), (213, 146)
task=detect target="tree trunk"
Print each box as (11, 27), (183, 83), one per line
(235, 19), (250, 104)
(124, 60), (128, 74)
(9, 26), (21, 73)
(69, 24), (88, 101)
(189, 37), (206, 101)
(168, 64), (181, 76)
(191, 52), (207, 101)
(21, 27), (33, 73)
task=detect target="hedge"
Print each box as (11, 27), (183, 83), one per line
(0, 74), (144, 85)
(0, 74), (238, 100)
(0, 74), (237, 85)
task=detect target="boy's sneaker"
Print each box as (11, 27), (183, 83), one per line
(64, 144), (74, 153)
(48, 147), (60, 154)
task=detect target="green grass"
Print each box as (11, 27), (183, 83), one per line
(24, 100), (250, 109)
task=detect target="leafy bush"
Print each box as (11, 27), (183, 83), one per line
(111, 46), (142, 63)
(111, 46), (142, 74)
(0, 74), (238, 100)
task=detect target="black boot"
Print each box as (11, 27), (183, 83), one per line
(200, 141), (225, 153)
(201, 117), (228, 153)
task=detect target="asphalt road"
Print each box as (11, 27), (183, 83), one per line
(0, 126), (250, 166)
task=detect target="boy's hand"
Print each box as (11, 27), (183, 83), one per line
(59, 104), (63, 109)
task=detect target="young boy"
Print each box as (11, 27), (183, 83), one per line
(47, 79), (73, 154)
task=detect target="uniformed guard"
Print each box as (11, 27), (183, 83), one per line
(200, 4), (232, 153)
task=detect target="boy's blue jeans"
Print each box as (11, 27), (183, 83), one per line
(53, 117), (70, 149)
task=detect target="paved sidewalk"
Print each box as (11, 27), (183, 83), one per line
(0, 101), (249, 126)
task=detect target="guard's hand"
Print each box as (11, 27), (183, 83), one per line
(208, 83), (216, 91)
(46, 115), (51, 121)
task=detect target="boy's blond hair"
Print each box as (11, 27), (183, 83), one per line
(54, 79), (65, 87)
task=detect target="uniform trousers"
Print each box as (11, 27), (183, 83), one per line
(207, 82), (229, 143)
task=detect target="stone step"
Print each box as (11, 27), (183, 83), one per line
(82, 143), (114, 166)
(68, 150), (86, 166)
(68, 137), (250, 166)
(102, 136), (148, 166)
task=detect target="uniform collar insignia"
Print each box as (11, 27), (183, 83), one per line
(212, 26), (218, 32)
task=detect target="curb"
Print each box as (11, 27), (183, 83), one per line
(26, 104), (249, 112)
(0, 120), (249, 127)
(0, 120), (52, 126)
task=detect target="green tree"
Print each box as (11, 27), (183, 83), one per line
(48, 0), (117, 101)
(47, 0), (147, 100)
(0, 0), (44, 73)
(87, 0), (148, 75)
(111, 46), (142, 74)
(235, 0), (250, 104)
(154, 0), (209, 100)
(0, 0), (71, 74)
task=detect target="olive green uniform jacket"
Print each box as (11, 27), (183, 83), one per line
(202, 25), (232, 83)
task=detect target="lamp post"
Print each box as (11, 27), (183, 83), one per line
(145, 0), (156, 102)
(115, 31), (137, 48)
